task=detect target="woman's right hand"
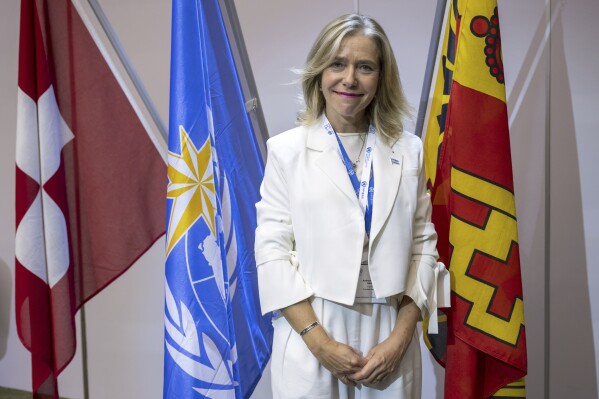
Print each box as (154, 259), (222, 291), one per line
(304, 333), (367, 386)
(279, 300), (366, 385)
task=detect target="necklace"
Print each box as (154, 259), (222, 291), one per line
(352, 133), (367, 170)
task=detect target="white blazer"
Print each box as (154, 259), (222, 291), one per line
(255, 120), (448, 328)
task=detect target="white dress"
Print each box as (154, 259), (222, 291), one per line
(270, 297), (422, 399)
(270, 134), (421, 399)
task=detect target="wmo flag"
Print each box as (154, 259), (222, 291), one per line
(423, 0), (528, 397)
(15, 0), (166, 397)
(164, 0), (272, 398)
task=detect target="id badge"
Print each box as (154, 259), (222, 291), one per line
(355, 260), (386, 303)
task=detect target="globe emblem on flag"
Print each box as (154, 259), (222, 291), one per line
(165, 124), (241, 397)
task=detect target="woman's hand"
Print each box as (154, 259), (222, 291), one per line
(305, 334), (367, 386)
(279, 300), (367, 385)
(349, 296), (420, 385)
(347, 332), (409, 384)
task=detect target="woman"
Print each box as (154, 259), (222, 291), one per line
(255, 14), (449, 399)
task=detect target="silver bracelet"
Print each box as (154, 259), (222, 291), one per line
(299, 321), (320, 337)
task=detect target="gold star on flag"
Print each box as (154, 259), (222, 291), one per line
(166, 126), (217, 256)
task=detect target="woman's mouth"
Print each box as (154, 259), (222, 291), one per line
(334, 91), (363, 98)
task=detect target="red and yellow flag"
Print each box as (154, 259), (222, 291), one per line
(423, 1), (528, 397)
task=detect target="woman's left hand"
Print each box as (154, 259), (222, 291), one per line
(346, 332), (409, 385)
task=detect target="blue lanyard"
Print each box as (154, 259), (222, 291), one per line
(334, 135), (375, 236)
(323, 117), (376, 237)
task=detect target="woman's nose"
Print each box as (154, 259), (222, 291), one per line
(342, 67), (357, 86)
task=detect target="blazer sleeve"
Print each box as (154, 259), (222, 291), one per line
(404, 139), (450, 334)
(255, 138), (314, 314)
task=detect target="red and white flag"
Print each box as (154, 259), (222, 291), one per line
(15, 0), (165, 397)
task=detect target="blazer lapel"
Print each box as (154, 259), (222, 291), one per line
(307, 124), (360, 206)
(370, 138), (402, 243)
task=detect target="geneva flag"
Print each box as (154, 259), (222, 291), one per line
(164, 0), (272, 398)
(423, 1), (528, 397)
(15, 0), (166, 397)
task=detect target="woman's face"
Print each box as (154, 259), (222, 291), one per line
(320, 34), (380, 132)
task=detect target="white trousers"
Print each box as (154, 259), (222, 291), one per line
(270, 297), (422, 399)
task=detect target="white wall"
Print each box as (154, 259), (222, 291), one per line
(0, 1), (598, 398)
(549, 0), (599, 397)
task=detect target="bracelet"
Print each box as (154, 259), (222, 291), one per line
(299, 321), (320, 337)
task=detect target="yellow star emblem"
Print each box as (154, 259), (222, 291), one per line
(166, 126), (217, 256)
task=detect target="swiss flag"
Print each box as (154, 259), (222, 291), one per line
(15, 0), (165, 397)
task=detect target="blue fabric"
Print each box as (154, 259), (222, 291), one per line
(164, 1), (272, 398)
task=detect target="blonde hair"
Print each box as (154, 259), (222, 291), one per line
(298, 14), (410, 143)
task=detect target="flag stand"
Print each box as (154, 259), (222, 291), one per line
(415, 0), (448, 139)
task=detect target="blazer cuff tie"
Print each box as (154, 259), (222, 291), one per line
(426, 262), (451, 334)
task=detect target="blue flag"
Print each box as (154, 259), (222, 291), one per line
(164, 1), (272, 398)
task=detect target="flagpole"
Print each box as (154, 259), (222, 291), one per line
(414, 0), (448, 138)
(80, 307), (90, 399)
(86, 0), (168, 143)
(217, 0), (270, 159)
(544, 0), (553, 396)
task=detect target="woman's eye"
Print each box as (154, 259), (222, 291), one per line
(359, 64), (374, 72)
(330, 62), (345, 69)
